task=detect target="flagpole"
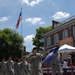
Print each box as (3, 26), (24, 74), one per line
(20, 8), (24, 57)
(21, 8), (23, 36)
(15, 8), (23, 57)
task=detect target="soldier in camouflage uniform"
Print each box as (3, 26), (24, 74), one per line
(20, 57), (30, 75)
(50, 52), (63, 75)
(6, 56), (14, 75)
(29, 47), (43, 75)
(0, 57), (7, 75)
(14, 58), (21, 75)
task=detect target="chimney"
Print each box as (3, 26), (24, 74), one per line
(52, 20), (60, 29)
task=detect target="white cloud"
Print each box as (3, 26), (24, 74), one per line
(0, 17), (8, 22)
(25, 17), (45, 25)
(20, 0), (43, 7)
(39, 21), (45, 24)
(24, 34), (35, 43)
(52, 11), (70, 20)
(21, 0), (29, 4)
(24, 34), (35, 52)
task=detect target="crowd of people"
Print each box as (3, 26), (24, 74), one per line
(0, 47), (75, 75)
(0, 47), (43, 75)
(0, 56), (30, 75)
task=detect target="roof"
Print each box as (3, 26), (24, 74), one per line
(42, 15), (75, 37)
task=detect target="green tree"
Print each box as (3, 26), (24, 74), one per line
(32, 26), (52, 52)
(0, 28), (24, 61)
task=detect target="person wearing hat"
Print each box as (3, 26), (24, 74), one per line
(50, 51), (63, 75)
(28, 47), (43, 75)
(6, 56), (14, 75)
(0, 57), (7, 75)
(14, 58), (21, 75)
(20, 56), (30, 75)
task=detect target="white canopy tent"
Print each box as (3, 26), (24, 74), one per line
(58, 44), (75, 53)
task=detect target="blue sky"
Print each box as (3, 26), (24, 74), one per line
(0, 0), (75, 52)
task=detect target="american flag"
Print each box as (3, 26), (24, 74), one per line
(16, 11), (22, 29)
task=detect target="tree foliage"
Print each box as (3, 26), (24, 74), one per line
(32, 26), (52, 52)
(0, 28), (24, 61)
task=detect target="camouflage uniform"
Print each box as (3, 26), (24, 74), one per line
(6, 60), (14, 75)
(20, 61), (29, 75)
(50, 52), (63, 75)
(0, 62), (7, 75)
(29, 53), (43, 75)
(14, 62), (21, 75)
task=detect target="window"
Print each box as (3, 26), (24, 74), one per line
(47, 37), (51, 46)
(63, 30), (68, 39)
(73, 26), (75, 38)
(54, 34), (59, 44)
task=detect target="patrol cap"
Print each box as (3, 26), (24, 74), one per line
(32, 47), (38, 52)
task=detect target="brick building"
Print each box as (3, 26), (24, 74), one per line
(43, 16), (75, 61)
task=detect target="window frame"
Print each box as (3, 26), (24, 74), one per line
(47, 36), (51, 46)
(73, 26), (75, 38)
(63, 29), (68, 39)
(54, 33), (59, 44)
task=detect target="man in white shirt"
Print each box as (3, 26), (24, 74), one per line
(63, 60), (68, 75)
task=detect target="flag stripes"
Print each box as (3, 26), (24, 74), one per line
(16, 11), (22, 29)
